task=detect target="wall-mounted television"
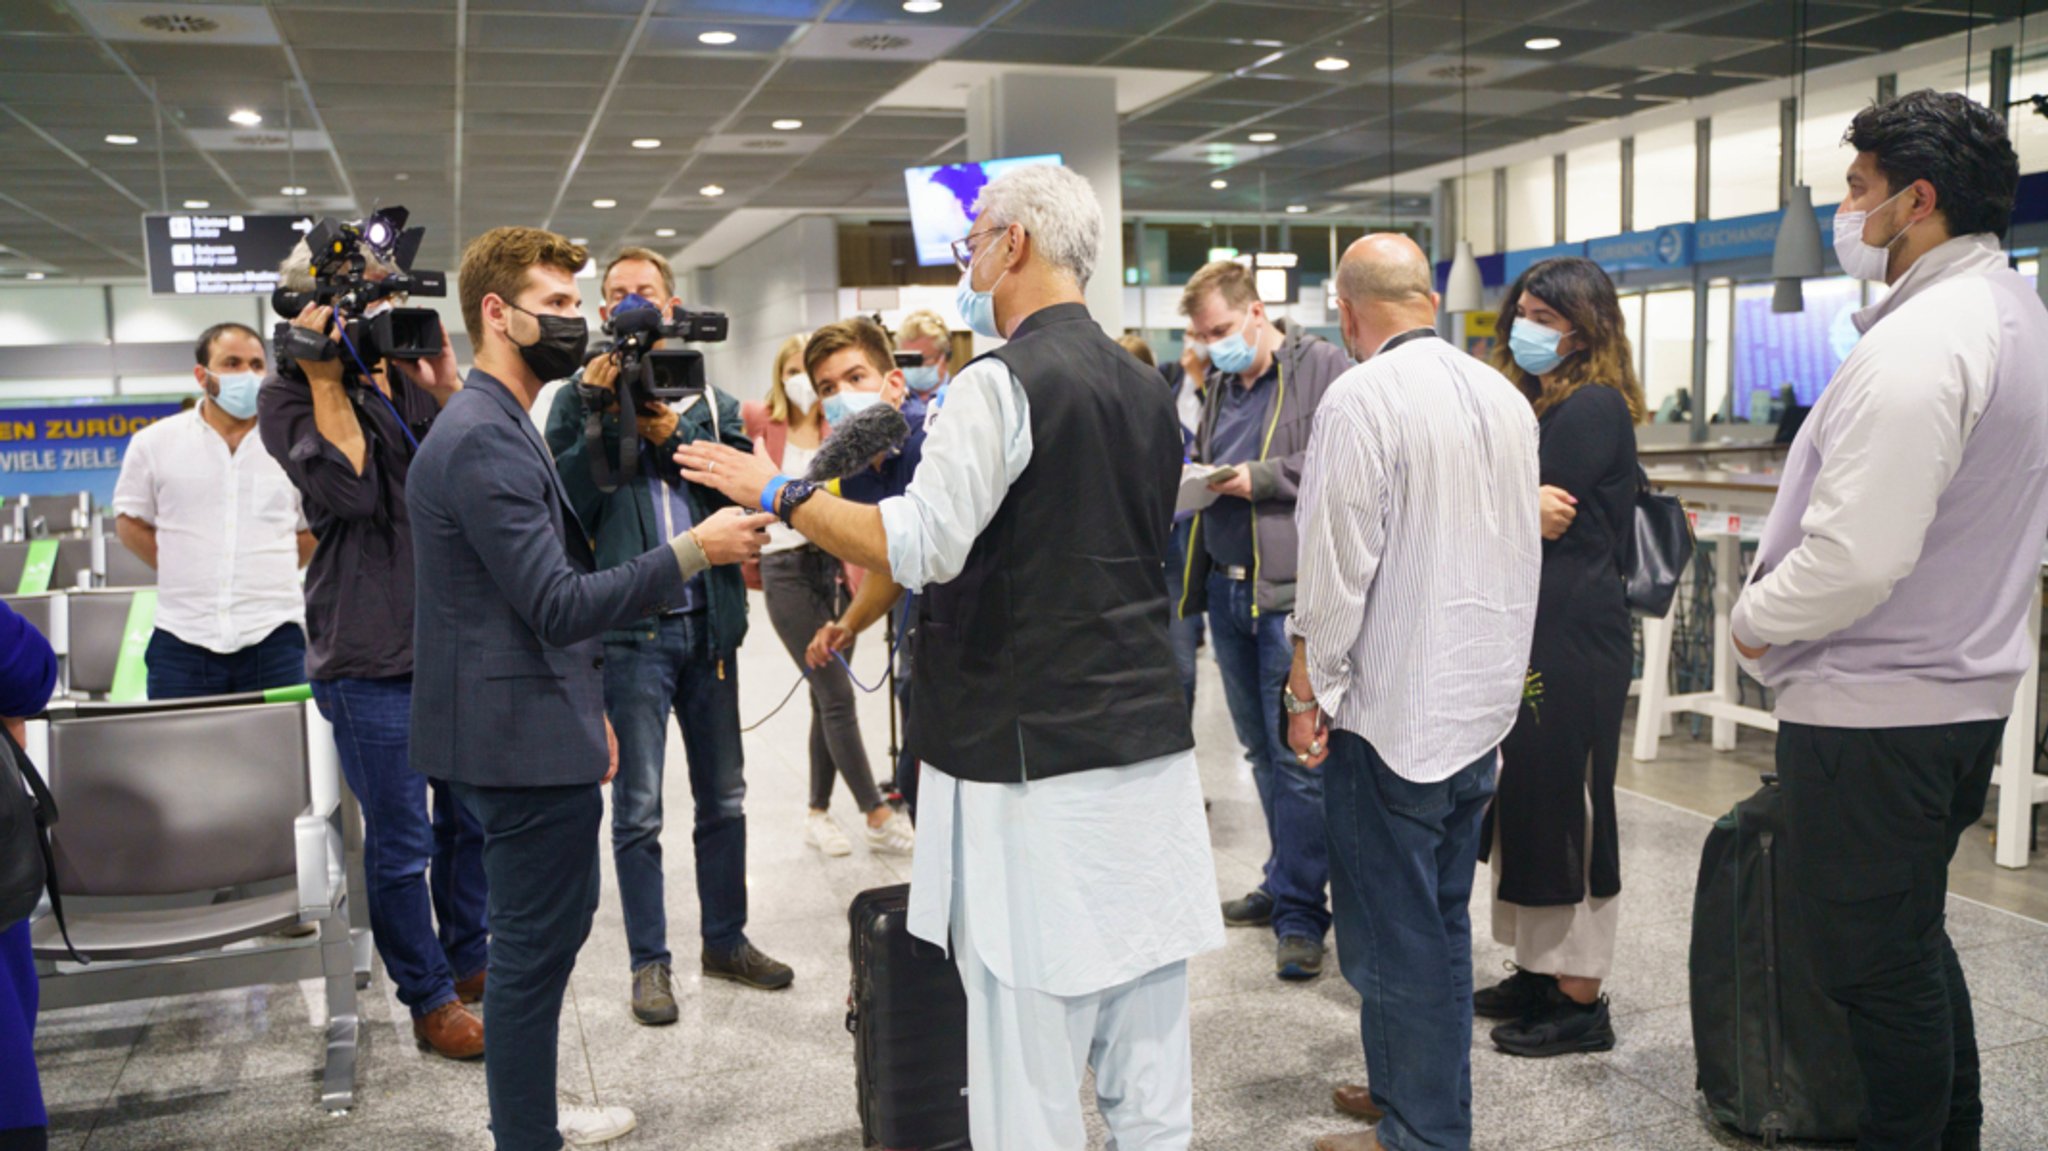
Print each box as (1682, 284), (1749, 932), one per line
(904, 153), (1064, 267)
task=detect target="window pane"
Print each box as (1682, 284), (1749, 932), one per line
(109, 286), (262, 345)
(1453, 172), (1497, 255)
(0, 287), (107, 346)
(1634, 121), (1697, 229)
(2010, 59), (2048, 174)
(1641, 288), (1695, 421)
(1565, 141), (1620, 242)
(1796, 82), (1877, 203)
(1616, 292), (1646, 384)
(1505, 158), (1554, 250)
(1711, 103), (1782, 219)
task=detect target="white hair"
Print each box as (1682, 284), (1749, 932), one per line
(972, 163), (1102, 288)
(275, 235), (399, 293)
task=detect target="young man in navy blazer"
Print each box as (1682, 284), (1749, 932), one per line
(407, 226), (773, 1151)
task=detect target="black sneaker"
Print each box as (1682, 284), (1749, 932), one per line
(1473, 965), (1556, 1020)
(1490, 991), (1615, 1058)
(1222, 890), (1275, 928)
(1276, 935), (1325, 981)
(701, 941), (794, 991)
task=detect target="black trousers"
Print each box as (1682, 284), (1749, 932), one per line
(453, 781), (604, 1151)
(1776, 719), (2002, 1151)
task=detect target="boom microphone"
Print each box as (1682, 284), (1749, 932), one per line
(805, 403), (912, 483)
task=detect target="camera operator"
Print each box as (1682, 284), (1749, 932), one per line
(255, 237), (489, 1064)
(541, 247), (793, 1029)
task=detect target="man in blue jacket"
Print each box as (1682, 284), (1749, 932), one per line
(409, 226), (772, 1151)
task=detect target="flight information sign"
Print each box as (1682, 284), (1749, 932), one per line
(141, 211), (312, 296)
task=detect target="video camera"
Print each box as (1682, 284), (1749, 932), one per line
(576, 293), (730, 493)
(271, 206), (449, 368)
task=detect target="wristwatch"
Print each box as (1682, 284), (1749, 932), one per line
(775, 478), (821, 525)
(1281, 685), (1319, 715)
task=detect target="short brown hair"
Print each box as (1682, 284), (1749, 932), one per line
(458, 227), (589, 344)
(195, 321), (262, 367)
(1116, 332), (1155, 367)
(602, 246), (675, 299)
(1178, 259), (1258, 317)
(802, 317), (895, 382)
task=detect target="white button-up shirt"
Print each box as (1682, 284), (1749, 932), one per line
(112, 402), (306, 653)
(878, 354), (1225, 997)
(1288, 332), (1542, 783)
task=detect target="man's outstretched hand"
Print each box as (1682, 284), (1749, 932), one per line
(689, 507), (777, 565)
(677, 441), (778, 511)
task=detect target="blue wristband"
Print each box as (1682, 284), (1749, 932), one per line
(760, 475), (792, 515)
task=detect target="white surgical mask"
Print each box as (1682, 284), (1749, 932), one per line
(1833, 187), (1916, 283)
(782, 371), (816, 414)
(955, 233), (1011, 340)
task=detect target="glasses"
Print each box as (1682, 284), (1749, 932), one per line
(951, 225), (1009, 271)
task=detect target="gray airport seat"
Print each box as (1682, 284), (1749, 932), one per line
(18, 492), (90, 537)
(0, 541), (29, 592)
(28, 697), (360, 1113)
(98, 535), (155, 588)
(63, 588), (149, 699)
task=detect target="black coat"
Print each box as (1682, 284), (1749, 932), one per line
(1482, 384), (1637, 906)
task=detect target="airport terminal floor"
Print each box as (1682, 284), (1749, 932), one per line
(29, 619), (2048, 1151)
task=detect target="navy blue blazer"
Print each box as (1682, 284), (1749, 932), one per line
(407, 371), (688, 788)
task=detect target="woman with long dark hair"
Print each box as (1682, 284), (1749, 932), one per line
(1478, 257), (1644, 1057)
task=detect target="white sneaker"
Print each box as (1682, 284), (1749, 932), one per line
(559, 1104), (637, 1146)
(805, 810), (853, 857)
(865, 809), (916, 855)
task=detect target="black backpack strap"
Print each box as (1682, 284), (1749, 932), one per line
(3, 727), (86, 964)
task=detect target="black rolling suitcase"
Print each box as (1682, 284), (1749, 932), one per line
(847, 884), (971, 1150)
(1689, 776), (1862, 1146)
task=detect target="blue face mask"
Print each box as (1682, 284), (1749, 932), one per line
(1508, 317), (1573, 376)
(955, 233), (1011, 340)
(902, 364), (942, 394)
(823, 388), (883, 426)
(209, 370), (262, 420)
(1205, 313), (1258, 375)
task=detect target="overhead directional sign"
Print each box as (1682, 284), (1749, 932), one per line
(142, 211), (312, 296)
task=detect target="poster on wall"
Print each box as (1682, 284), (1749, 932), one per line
(0, 402), (183, 507)
(1460, 311), (1498, 361)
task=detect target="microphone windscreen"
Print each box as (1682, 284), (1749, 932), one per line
(805, 403), (911, 483)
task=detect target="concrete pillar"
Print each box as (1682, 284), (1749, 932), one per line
(966, 72), (1124, 334)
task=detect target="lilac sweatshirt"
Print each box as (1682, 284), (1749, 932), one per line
(1732, 234), (2048, 727)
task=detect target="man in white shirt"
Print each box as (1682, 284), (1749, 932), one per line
(114, 322), (314, 699)
(1286, 236), (1541, 1151)
(677, 163), (1223, 1150)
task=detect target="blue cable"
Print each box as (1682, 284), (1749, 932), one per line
(833, 649), (887, 694)
(335, 324), (421, 451)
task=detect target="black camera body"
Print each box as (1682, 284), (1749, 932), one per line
(270, 207), (449, 367)
(575, 298), (730, 493)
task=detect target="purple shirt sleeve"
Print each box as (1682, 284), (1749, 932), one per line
(0, 600), (57, 717)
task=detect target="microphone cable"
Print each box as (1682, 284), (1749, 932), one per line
(739, 640), (894, 734)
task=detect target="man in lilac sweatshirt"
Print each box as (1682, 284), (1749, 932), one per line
(1732, 91), (2048, 1150)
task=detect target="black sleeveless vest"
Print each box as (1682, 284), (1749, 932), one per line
(905, 302), (1194, 784)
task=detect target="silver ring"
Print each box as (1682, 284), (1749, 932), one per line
(1308, 741), (1324, 756)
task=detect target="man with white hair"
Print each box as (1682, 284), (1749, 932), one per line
(677, 163), (1223, 1149)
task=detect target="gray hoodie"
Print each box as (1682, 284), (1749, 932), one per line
(1732, 234), (2048, 726)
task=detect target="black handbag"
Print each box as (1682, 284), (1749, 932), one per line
(0, 724), (83, 960)
(1626, 465), (1695, 618)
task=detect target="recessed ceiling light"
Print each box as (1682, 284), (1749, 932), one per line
(1286, 204), (1309, 214)
(24, 272), (46, 281)
(1210, 178), (1229, 189)
(183, 199), (210, 209)
(700, 184), (725, 197)
(1525, 36), (1562, 51)
(592, 198), (618, 209)
(1248, 131), (1277, 143)
(104, 133), (139, 146)
(1314, 56), (1350, 72)
(229, 109), (262, 126)
(698, 30), (737, 45)
(280, 185), (307, 196)
(655, 227), (677, 238)
(903, 0), (943, 11)
(771, 118), (804, 131)
(632, 138), (662, 149)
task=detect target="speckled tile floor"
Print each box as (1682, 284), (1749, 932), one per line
(32, 597), (2048, 1149)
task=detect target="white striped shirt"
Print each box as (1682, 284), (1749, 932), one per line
(1288, 332), (1542, 783)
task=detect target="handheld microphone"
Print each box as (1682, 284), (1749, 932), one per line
(805, 403), (911, 483)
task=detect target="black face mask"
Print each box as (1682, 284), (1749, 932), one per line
(504, 301), (588, 383)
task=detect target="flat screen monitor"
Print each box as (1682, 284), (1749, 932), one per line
(904, 153), (1064, 267)
(1730, 276), (1865, 422)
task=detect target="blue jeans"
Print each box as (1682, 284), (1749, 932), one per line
(603, 613), (747, 967)
(1325, 734), (1496, 1151)
(146, 623), (306, 700)
(0, 921), (43, 1134)
(312, 676), (488, 1018)
(454, 782), (601, 1151)
(1166, 519), (1203, 709)
(1207, 572), (1329, 942)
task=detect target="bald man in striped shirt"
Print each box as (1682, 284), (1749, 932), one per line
(1284, 235), (1542, 1151)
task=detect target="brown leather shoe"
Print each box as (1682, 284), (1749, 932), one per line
(455, 968), (486, 1005)
(1313, 1132), (1386, 1151)
(1332, 1084), (1384, 1123)
(412, 1001), (484, 1061)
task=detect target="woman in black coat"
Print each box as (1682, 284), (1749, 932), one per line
(1478, 257), (1644, 1057)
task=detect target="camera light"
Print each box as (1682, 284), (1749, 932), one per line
(698, 30), (738, 45)
(229, 109), (263, 126)
(632, 138), (662, 149)
(699, 184), (725, 197)
(593, 198), (618, 209)
(105, 133), (139, 146)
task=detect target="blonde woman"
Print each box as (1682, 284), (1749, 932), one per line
(893, 309), (951, 414)
(752, 335), (911, 857)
